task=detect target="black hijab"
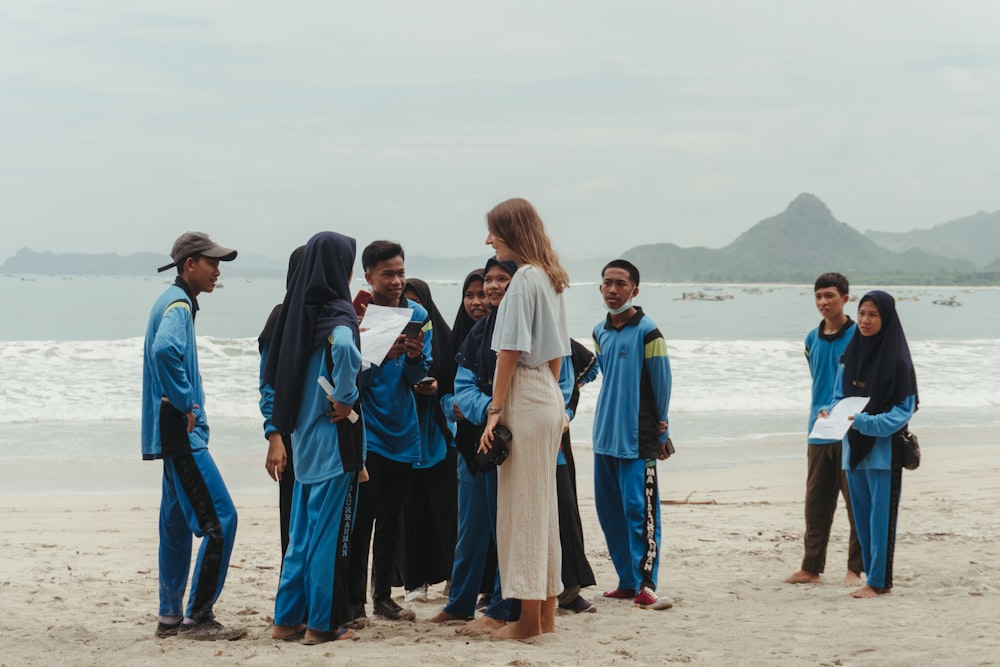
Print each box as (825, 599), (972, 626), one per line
(404, 277), (454, 445)
(455, 257), (518, 395)
(258, 245), (306, 352)
(841, 290), (919, 469)
(263, 232), (359, 434)
(404, 278), (451, 380)
(437, 269), (485, 397)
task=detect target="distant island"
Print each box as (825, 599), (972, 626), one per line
(3, 194), (999, 285)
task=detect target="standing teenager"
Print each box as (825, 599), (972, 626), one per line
(258, 245), (305, 561)
(142, 232), (244, 640)
(398, 278), (457, 602)
(479, 198), (570, 640)
(265, 232), (365, 644)
(836, 290), (917, 599)
(591, 259), (672, 609)
(347, 240), (430, 624)
(786, 272), (863, 586)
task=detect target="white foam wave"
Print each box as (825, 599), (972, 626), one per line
(0, 337), (997, 426)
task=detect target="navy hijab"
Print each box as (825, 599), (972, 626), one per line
(841, 290), (919, 469)
(456, 257), (518, 395)
(258, 245), (306, 352)
(263, 232), (359, 434)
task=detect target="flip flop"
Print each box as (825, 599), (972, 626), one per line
(301, 627), (355, 645)
(271, 624), (307, 642)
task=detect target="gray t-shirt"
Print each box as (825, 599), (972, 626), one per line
(491, 264), (571, 368)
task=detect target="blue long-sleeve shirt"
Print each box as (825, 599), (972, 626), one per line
(361, 301), (432, 463)
(592, 308), (672, 460)
(805, 321), (856, 444)
(292, 325), (363, 483)
(259, 342), (278, 438)
(453, 366), (491, 427)
(141, 283), (208, 460)
(833, 367), (916, 471)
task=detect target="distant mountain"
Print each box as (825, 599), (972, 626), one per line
(624, 193), (978, 284)
(0, 247), (608, 283)
(866, 211), (1000, 269)
(0, 247), (287, 278)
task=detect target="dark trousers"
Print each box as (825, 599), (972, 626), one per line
(801, 442), (864, 575)
(556, 433), (595, 592)
(348, 451), (412, 603)
(278, 435), (295, 561)
(399, 448), (457, 589)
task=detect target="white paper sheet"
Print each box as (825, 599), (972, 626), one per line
(808, 395), (870, 441)
(358, 304), (414, 368)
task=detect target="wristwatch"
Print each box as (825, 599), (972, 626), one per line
(487, 403), (503, 415)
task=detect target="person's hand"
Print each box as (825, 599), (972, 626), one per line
(413, 378), (437, 395)
(453, 403), (465, 420)
(325, 396), (354, 422)
(265, 433), (287, 481)
(658, 420), (667, 434)
(186, 405), (200, 433)
(478, 410), (502, 455)
(562, 412), (570, 433)
(385, 336), (407, 360)
(403, 331), (424, 359)
(657, 440), (673, 461)
(848, 414), (856, 421)
(818, 409), (830, 419)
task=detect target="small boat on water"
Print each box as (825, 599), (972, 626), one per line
(932, 296), (962, 307)
(679, 288), (735, 302)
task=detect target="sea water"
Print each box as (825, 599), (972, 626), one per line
(1, 274), (997, 494)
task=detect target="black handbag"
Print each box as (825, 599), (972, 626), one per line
(893, 425), (920, 471)
(475, 424), (511, 467)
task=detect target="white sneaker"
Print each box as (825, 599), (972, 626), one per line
(405, 584), (429, 603)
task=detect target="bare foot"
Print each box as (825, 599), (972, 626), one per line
(842, 570), (864, 587)
(491, 618), (541, 641)
(425, 610), (465, 624)
(456, 616), (505, 636)
(302, 627), (355, 644)
(784, 570), (821, 584)
(850, 584), (890, 599)
(270, 623), (306, 640)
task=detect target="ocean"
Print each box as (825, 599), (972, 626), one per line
(1, 273), (997, 494)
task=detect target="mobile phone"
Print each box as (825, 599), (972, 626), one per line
(317, 376), (359, 423)
(401, 321), (423, 338)
(417, 376), (435, 387)
(352, 289), (372, 316)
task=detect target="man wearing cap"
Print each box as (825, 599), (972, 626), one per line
(142, 232), (245, 641)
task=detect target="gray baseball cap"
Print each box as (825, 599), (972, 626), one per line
(157, 232), (238, 272)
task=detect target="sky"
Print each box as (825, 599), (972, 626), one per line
(2, 1), (999, 262)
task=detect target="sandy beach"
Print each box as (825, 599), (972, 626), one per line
(1, 425), (997, 666)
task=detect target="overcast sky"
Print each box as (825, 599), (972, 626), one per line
(2, 1), (998, 262)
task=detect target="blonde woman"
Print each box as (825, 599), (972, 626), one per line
(479, 198), (570, 640)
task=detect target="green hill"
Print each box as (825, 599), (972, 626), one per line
(866, 211), (1000, 269)
(624, 193), (977, 284)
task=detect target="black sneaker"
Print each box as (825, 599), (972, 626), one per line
(177, 619), (247, 641)
(154, 620), (181, 638)
(373, 597), (416, 622)
(346, 602), (367, 629)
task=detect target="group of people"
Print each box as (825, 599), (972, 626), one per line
(139, 202), (918, 644)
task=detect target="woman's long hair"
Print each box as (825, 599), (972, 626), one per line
(487, 197), (569, 293)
